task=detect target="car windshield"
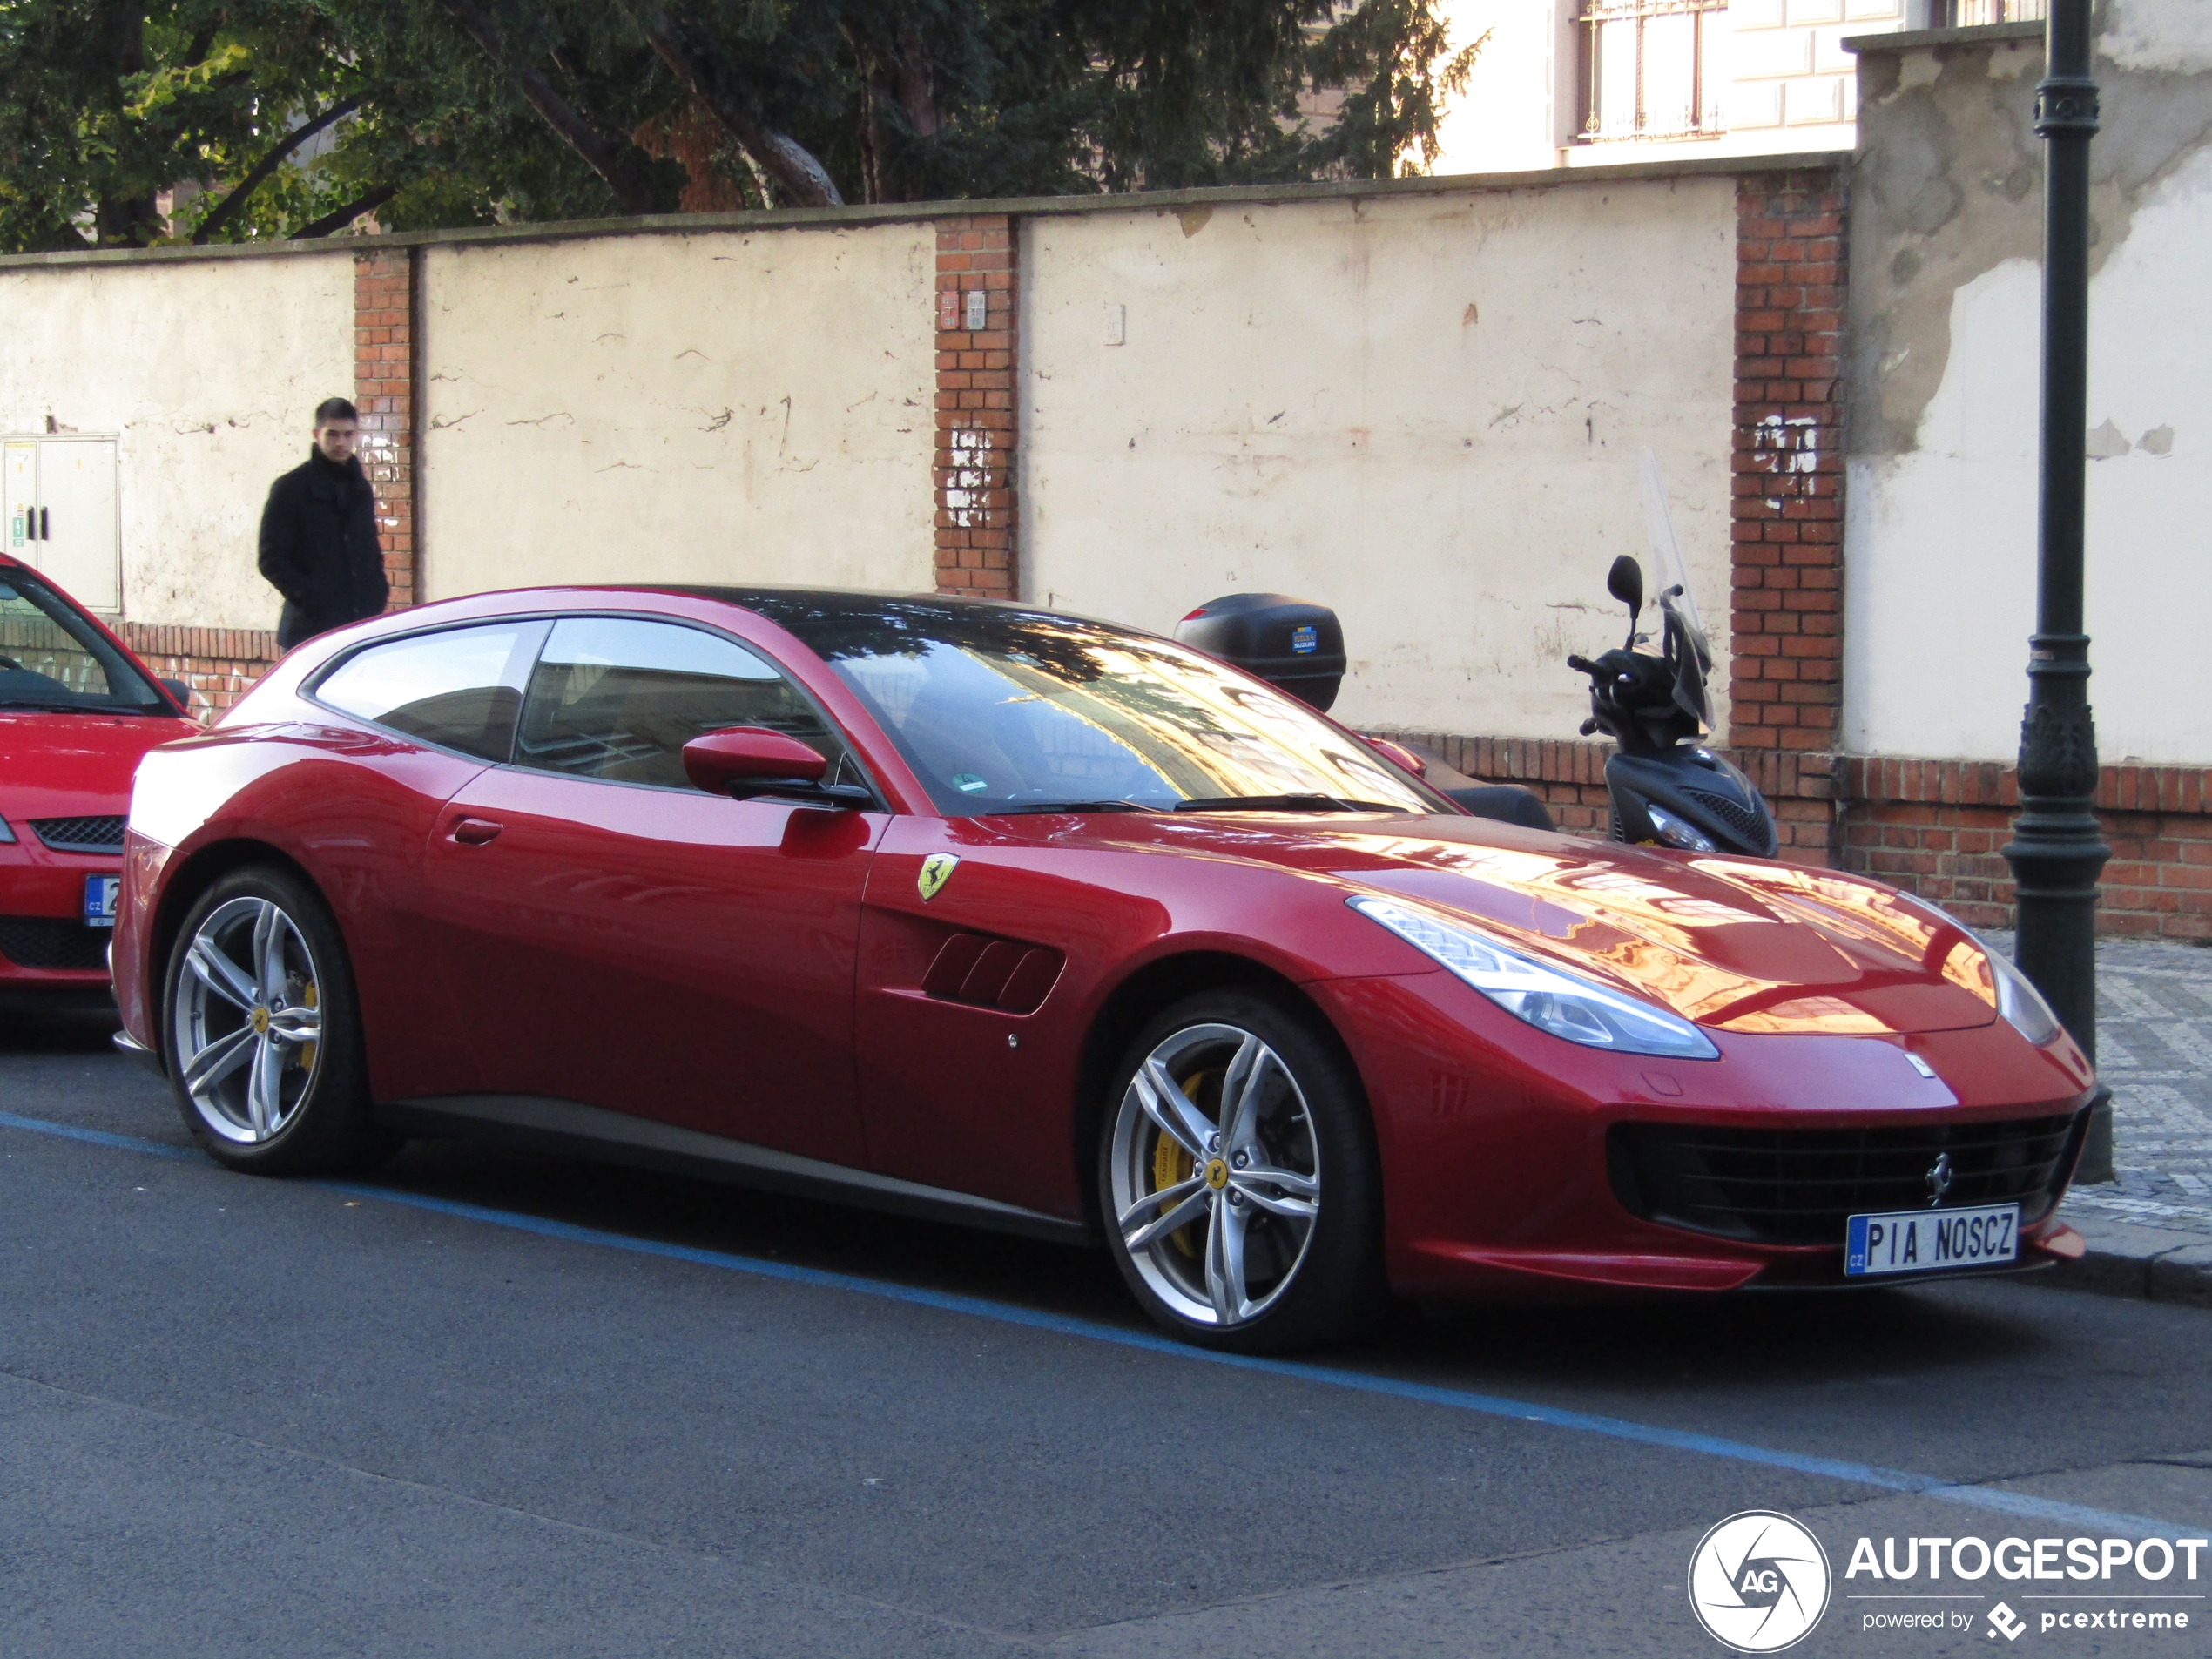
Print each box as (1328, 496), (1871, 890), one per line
(763, 598), (1447, 818)
(0, 568), (167, 713)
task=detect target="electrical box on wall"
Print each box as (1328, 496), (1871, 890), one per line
(3, 437), (119, 612)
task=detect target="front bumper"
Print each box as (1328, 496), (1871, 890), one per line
(0, 846), (118, 993)
(1309, 971), (2097, 1300)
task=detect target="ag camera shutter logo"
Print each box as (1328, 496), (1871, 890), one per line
(1688, 1510), (1831, 1652)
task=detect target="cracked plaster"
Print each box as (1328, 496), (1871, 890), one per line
(1849, 3), (2212, 458)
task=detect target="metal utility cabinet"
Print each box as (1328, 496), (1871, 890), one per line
(3, 437), (119, 613)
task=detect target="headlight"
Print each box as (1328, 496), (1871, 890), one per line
(1908, 897), (2067, 1049)
(1984, 945), (2063, 1046)
(1643, 806), (1716, 852)
(1349, 894), (1718, 1060)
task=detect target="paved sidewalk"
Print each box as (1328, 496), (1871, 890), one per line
(2015, 933), (2212, 1305)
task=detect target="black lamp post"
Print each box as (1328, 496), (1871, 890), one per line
(2002, 0), (2112, 1181)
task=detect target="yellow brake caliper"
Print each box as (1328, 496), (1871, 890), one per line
(299, 980), (319, 1075)
(1150, 1069), (1217, 1258)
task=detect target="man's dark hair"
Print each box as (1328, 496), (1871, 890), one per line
(314, 396), (359, 426)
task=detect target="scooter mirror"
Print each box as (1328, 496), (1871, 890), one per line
(1606, 555), (1644, 618)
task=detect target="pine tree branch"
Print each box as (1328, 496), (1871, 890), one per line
(617, 1), (842, 207)
(435, 0), (664, 216)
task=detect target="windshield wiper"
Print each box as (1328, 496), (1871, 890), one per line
(987, 799), (1161, 815)
(1172, 793), (1399, 814)
(0, 698), (106, 714)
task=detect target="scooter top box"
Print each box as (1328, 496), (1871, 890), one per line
(1174, 593), (1345, 713)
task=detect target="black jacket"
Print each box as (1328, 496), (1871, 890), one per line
(258, 450), (388, 648)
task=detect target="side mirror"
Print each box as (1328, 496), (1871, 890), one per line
(682, 727), (867, 806)
(1362, 736), (1427, 778)
(1606, 555), (1644, 618)
(159, 677), (192, 711)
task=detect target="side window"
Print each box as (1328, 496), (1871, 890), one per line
(514, 617), (851, 790)
(314, 622), (547, 761)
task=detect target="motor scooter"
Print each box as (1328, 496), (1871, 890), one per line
(1566, 547), (1777, 858)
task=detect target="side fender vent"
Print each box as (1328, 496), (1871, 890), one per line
(921, 933), (1064, 1015)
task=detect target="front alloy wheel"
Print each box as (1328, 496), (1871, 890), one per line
(1103, 993), (1380, 1351)
(173, 895), (323, 1143)
(163, 867), (389, 1175)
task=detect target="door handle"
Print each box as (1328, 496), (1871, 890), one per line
(448, 816), (503, 846)
(38, 507), (48, 540)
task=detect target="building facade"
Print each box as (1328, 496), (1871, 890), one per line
(1430, 0), (2047, 174)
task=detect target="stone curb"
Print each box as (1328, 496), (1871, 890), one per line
(2028, 1212), (2212, 1311)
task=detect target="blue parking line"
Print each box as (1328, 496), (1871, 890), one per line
(5, 1106), (2205, 1541)
(0, 1109), (198, 1159)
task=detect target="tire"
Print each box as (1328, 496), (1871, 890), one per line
(1099, 989), (1383, 1352)
(162, 865), (393, 1176)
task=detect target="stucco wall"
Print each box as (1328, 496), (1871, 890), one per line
(418, 226), (937, 602)
(1844, 3), (2212, 764)
(0, 252), (354, 626)
(1019, 178), (1739, 740)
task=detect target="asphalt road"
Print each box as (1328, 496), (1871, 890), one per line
(4, 1011), (2210, 1659)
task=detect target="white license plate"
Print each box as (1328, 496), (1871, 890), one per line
(84, 875), (119, 927)
(1846, 1204), (2019, 1277)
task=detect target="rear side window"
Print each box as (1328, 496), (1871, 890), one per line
(0, 570), (164, 712)
(314, 622), (548, 761)
(515, 617), (850, 790)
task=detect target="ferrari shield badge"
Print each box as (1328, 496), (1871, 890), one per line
(917, 853), (960, 902)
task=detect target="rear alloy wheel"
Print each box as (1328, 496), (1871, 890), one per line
(1102, 992), (1381, 1352)
(164, 867), (389, 1175)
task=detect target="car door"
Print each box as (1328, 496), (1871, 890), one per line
(304, 617), (550, 1101)
(417, 615), (886, 1165)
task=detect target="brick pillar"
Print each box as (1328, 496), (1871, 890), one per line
(354, 248), (418, 610)
(1730, 172), (1846, 757)
(934, 216), (1017, 597)
(1729, 171), (1848, 863)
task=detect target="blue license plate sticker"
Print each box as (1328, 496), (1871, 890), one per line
(84, 875), (120, 927)
(1845, 1204), (2019, 1277)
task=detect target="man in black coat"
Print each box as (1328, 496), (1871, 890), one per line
(258, 396), (389, 649)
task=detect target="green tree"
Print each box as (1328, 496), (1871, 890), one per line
(0, 0), (1483, 253)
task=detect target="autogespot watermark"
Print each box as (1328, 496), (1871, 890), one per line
(1688, 1515), (2211, 1650)
(1844, 1531), (2206, 1642)
(1689, 1511), (1833, 1653)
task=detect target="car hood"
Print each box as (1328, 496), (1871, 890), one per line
(1088, 812), (2001, 1035)
(0, 710), (197, 821)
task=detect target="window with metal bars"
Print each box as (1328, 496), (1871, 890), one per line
(1930, 1), (2046, 26)
(1574, 0), (1729, 145)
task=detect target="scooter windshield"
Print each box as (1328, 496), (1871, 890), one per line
(1640, 450), (1714, 732)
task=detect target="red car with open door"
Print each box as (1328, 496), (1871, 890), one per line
(0, 554), (196, 1012)
(111, 588), (2094, 1351)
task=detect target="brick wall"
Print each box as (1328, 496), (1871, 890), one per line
(933, 215), (1017, 597)
(118, 623), (280, 718)
(354, 248), (418, 610)
(1840, 759), (2212, 942)
(1728, 173), (1846, 806)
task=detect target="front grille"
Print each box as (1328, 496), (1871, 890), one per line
(0, 915), (111, 972)
(1683, 787), (1767, 846)
(1609, 1112), (2087, 1246)
(30, 815), (126, 853)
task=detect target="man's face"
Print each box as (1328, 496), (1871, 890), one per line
(314, 419), (359, 464)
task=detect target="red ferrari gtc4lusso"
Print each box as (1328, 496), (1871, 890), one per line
(2, 554), (195, 1011)
(111, 588), (2093, 1350)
